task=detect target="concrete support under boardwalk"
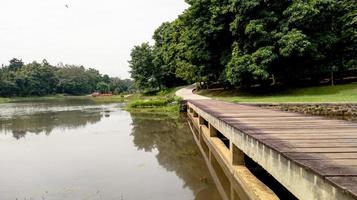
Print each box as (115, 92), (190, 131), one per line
(187, 107), (279, 200)
(187, 100), (357, 200)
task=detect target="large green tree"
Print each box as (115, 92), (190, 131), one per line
(55, 65), (93, 95)
(129, 43), (160, 90)
(129, 0), (356, 90)
(0, 58), (132, 97)
(16, 60), (58, 96)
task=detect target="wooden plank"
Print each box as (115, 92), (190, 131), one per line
(297, 159), (357, 166)
(285, 152), (357, 160)
(265, 139), (357, 143)
(221, 118), (331, 123)
(216, 113), (300, 117)
(270, 142), (357, 148)
(229, 124), (357, 129)
(252, 133), (357, 137)
(245, 129), (357, 134)
(294, 160), (357, 176)
(279, 147), (357, 153)
(224, 120), (356, 126)
(256, 135), (357, 140)
(327, 177), (357, 197)
(222, 119), (336, 124)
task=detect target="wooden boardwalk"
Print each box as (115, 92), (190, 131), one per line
(188, 99), (357, 199)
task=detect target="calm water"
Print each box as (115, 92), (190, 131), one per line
(0, 99), (221, 200)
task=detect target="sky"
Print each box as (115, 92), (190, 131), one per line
(0, 0), (188, 79)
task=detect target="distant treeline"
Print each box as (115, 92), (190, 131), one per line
(129, 0), (356, 90)
(0, 58), (133, 97)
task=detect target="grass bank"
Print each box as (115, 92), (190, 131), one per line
(0, 89), (182, 114)
(0, 97), (10, 103)
(125, 87), (183, 114)
(198, 83), (357, 103)
(91, 95), (124, 103)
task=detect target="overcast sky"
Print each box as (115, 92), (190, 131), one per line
(0, 0), (188, 78)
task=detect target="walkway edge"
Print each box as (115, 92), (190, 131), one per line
(175, 85), (211, 100)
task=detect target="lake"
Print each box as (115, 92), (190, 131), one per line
(0, 99), (221, 200)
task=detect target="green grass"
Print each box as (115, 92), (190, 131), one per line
(127, 104), (180, 113)
(125, 87), (183, 113)
(128, 98), (174, 108)
(91, 95), (124, 103)
(0, 97), (10, 103)
(198, 83), (357, 103)
(0, 87), (183, 114)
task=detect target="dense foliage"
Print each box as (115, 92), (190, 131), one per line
(0, 58), (133, 97)
(129, 0), (356, 90)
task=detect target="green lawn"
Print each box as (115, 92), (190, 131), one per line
(0, 88), (183, 114)
(91, 95), (124, 103)
(0, 97), (10, 103)
(125, 87), (183, 113)
(198, 83), (357, 103)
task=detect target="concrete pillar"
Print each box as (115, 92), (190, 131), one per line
(209, 150), (212, 164)
(209, 124), (218, 137)
(198, 125), (202, 142)
(231, 185), (235, 200)
(231, 142), (245, 166)
(199, 116), (205, 125)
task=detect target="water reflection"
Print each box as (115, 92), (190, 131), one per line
(0, 100), (221, 200)
(0, 99), (117, 139)
(1, 110), (103, 139)
(130, 113), (221, 200)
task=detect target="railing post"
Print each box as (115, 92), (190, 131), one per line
(209, 124), (217, 137)
(199, 116), (205, 125)
(231, 142), (245, 165)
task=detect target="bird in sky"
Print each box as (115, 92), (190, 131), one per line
(65, 4), (69, 8)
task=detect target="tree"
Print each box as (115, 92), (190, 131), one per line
(152, 22), (185, 88)
(13, 61), (57, 96)
(129, 43), (160, 91)
(226, 45), (277, 87)
(337, 0), (357, 70)
(102, 74), (111, 84)
(173, 0), (233, 86)
(55, 65), (92, 95)
(109, 78), (133, 94)
(86, 68), (102, 90)
(8, 58), (24, 71)
(96, 81), (110, 93)
(130, 0), (356, 89)
(0, 59), (130, 97)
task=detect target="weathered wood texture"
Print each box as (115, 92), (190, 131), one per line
(188, 99), (357, 198)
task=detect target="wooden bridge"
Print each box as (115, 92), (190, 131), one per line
(186, 99), (357, 200)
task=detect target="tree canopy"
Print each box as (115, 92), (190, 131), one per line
(129, 0), (356, 90)
(0, 59), (133, 97)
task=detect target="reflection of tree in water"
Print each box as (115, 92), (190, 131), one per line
(0, 110), (102, 139)
(12, 130), (27, 140)
(130, 113), (221, 200)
